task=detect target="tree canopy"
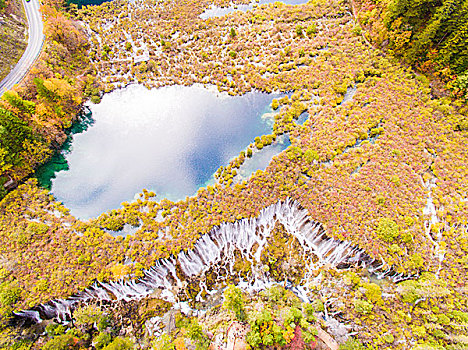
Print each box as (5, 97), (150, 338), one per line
(386, 0), (468, 97)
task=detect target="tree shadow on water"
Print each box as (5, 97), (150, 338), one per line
(35, 108), (95, 190)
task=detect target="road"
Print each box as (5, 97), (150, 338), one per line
(0, 0), (44, 96)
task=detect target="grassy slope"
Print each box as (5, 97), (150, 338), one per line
(0, 0), (27, 82)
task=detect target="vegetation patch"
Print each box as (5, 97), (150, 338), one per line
(0, 0), (27, 82)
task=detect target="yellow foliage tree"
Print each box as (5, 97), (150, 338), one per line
(109, 263), (130, 280)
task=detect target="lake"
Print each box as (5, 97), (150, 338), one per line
(36, 84), (288, 219)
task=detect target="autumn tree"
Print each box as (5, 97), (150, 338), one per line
(43, 5), (89, 54)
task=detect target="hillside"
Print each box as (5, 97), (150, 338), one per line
(0, 0), (27, 82)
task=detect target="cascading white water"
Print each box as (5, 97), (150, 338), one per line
(422, 175), (446, 277)
(14, 199), (411, 325)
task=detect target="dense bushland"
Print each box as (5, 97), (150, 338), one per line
(355, 0), (468, 99)
(0, 0), (467, 348)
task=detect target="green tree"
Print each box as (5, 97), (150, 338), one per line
(34, 78), (59, 102)
(0, 280), (21, 316)
(304, 149), (319, 163)
(230, 27), (237, 38)
(246, 309), (274, 348)
(386, 0), (468, 86)
(102, 337), (133, 350)
(186, 321), (210, 350)
(153, 334), (175, 350)
(2, 91), (36, 116)
(42, 333), (81, 350)
(295, 25), (303, 37)
(222, 285), (246, 321)
(339, 337), (366, 350)
(73, 305), (108, 332)
(284, 307), (302, 327)
(306, 23), (317, 36)
(0, 107), (33, 156)
(353, 299), (373, 314)
(94, 332), (113, 350)
(376, 217), (399, 242)
(45, 323), (66, 337)
(0, 106), (36, 186)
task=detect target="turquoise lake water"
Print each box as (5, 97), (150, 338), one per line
(36, 84), (288, 219)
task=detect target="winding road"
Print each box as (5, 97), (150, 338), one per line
(0, 0), (44, 96)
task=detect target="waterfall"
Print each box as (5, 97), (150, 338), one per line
(13, 199), (413, 325)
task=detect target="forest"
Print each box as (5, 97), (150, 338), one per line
(355, 0), (468, 100)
